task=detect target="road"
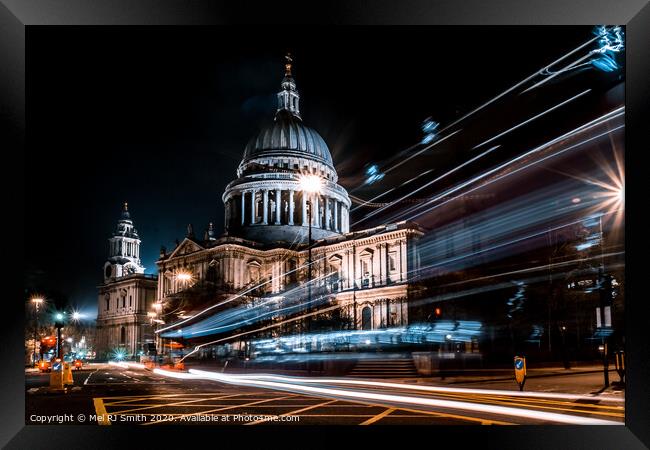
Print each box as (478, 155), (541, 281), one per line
(25, 363), (624, 426)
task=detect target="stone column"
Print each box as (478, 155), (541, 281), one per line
(275, 190), (281, 224)
(334, 200), (339, 232)
(241, 192), (246, 226)
(262, 189), (269, 224)
(288, 190), (295, 225)
(325, 197), (331, 230)
(314, 196), (320, 227)
(250, 189), (257, 224)
(400, 239), (407, 282)
(302, 193), (308, 226)
(378, 243), (386, 286)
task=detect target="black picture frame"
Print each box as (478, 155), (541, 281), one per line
(3, 1), (649, 448)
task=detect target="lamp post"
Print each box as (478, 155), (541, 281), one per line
(31, 297), (44, 365)
(54, 312), (65, 359)
(299, 174), (322, 336)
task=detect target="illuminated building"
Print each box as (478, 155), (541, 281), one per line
(154, 56), (423, 351)
(95, 203), (158, 359)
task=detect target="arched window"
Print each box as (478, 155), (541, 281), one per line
(361, 306), (372, 330)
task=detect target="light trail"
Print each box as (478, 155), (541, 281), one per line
(414, 210), (623, 274)
(472, 89), (592, 149)
(388, 112), (624, 224)
(383, 129), (462, 175)
(188, 372), (625, 404)
(160, 269), (337, 338)
(109, 361), (145, 370)
(350, 169), (434, 212)
(433, 35), (600, 136)
(347, 33), (600, 193)
(149, 368), (621, 425)
(178, 303), (343, 362)
(353, 144), (502, 227)
(156, 254), (328, 334)
(521, 53), (595, 93)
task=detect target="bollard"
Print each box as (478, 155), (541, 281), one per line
(49, 360), (65, 392)
(63, 362), (74, 385)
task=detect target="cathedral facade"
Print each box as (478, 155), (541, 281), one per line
(153, 58), (423, 349)
(95, 204), (158, 359)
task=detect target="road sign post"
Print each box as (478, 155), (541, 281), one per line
(514, 356), (527, 391)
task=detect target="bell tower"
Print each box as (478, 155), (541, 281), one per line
(104, 202), (145, 281)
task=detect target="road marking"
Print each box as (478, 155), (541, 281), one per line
(111, 393), (245, 415)
(84, 369), (98, 385)
(93, 398), (112, 426)
(246, 399), (338, 425)
(360, 407), (395, 425)
(142, 394), (298, 425)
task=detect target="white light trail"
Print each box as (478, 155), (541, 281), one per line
(353, 144), (502, 227)
(383, 129), (462, 175)
(388, 110), (624, 224)
(472, 89), (592, 149)
(149, 368), (621, 425)
(434, 35), (600, 136)
(156, 254), (327, 334)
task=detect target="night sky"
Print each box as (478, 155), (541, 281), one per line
(25, 26), (598, 317)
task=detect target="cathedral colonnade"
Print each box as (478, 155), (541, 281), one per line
(225, 186), (350, 233)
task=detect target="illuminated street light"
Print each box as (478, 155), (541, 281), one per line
(299, 174), (323, 335)
(72, 311), (82, 321)
(31, 297), (44, 306)
(55, 313), (64, 321)
(298, 174), (322, 194)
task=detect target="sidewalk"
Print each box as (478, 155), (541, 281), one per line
(405, 366), (625, 398)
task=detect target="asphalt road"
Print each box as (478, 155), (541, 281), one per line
(25, 364), (624, 426)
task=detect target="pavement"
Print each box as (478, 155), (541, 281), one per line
(24, 362), (624, 426)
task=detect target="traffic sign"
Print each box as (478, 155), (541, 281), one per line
(514, 356), (527, 391)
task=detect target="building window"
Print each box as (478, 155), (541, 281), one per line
(129, 295), (132, 307)
(388, 253), (397, 272)
(120, 327), (126, 345)
(122, 296), (126, 308)
(361, 306), (372, 330)
(105, 298), (109, 311)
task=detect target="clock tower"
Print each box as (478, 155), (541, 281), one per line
(96, 202), (157, 361)
(104, 202), (146, 281)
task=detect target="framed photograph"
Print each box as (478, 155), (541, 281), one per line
(4, 1), (648, 448)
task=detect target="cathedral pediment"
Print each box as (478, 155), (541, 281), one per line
(168, 238), (205, 259)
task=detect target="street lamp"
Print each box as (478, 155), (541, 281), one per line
(299, 174), (322, 334)
(30, 297), (44, 365)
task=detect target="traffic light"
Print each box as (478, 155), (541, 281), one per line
(434, 307), (442, 318)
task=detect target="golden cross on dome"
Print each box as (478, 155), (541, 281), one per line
(285, 52), (293, 76)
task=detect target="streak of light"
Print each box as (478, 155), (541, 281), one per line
(156, 254), (327, 333)
(389, 113), (624, 224)
(109, 361), (145, 370)
(472, 89), (592, 149)
(178, 304), (342, 362)
(354, 144), (501, 227)
(195, 373), (625, 404)
(350, 169), (434, 212)
(383, 129), (462, 175)
(433, 35), (600, 136)
(152, 369), (620, 425)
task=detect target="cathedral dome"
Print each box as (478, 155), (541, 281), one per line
(242, 110), (334, 167)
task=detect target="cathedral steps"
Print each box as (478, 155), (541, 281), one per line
(348, 357), (419, 378)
